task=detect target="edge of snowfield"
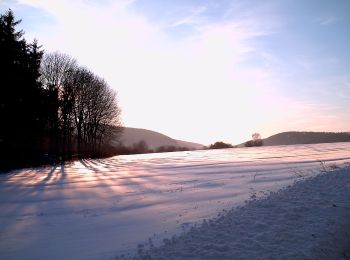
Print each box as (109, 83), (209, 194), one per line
(122, 166), (350, 259)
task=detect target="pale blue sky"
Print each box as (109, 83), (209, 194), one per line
(1, 0), (349, 144)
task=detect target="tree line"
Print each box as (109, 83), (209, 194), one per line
(0, 10), (121, 170)
(206, 133), (263, 149)
(116, 140), (191, 154)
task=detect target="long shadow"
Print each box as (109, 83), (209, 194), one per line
(94, 158), (122, 170)
(79, 158), (100, 173)
(58, 162), (67, 183)
(41, 165), (58, 184)
(0, 156), (169, 258)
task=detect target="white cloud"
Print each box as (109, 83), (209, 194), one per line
(11, 0), (350, 144)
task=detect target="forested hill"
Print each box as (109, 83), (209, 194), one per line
(118, 127), (204, 150)
(263, 131), (350, 146)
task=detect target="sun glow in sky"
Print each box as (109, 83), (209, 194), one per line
(1, 0), (350, 145)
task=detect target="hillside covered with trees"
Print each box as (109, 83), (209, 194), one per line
(118, 127), (203, 150)
(263, 131), (350, 146)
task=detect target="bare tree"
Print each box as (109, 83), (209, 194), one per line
(252, 133), (261, 141)
(41, 52), (122, 158)
(88, 77), (121, 154)
(68, 67), (92, 155)
(70, 67), (122, 156)
(40, 52), (77, 91)
(60, 66), (79, 157)
(40, 52), (77, 158)
(252, 132), (263, 146)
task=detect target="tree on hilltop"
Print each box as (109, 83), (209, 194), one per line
(245, 132), (263, 147)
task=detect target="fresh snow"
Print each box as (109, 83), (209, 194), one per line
(133, 166), (350, 259)
(0, 142), (350, 259)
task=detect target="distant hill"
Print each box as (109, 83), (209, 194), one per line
(262, 131), (350, 146)
(117, 127), (204, 150)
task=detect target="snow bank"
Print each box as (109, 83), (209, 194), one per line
(132, 167), (350, 259)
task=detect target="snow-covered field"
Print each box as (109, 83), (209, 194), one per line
(135, 165), (350, 259)
(1, 143), (350, 259)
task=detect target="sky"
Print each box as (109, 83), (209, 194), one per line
(1, 0), (350, 145)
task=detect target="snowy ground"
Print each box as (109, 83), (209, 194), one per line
(0, 142), (350, 259)
(133, 166), (350, 259)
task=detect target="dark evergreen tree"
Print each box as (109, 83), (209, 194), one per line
(0, 10), (44, 170)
